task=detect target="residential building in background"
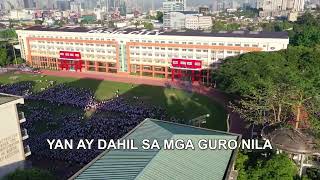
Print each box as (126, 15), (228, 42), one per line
(198, 6), (210, 15)
(164, 11), (200, 30)
(198, 16), (212, 30)
(17, 26), (289, 83)
(163, 0), (186, 12)
(70, 1), (81, 14)
(164, 11), (212, 30)
(258, 0), (305, 17)
(6, 9), (33, 20)
(0, 94), (30, 178)
(23, 0), (34, 9)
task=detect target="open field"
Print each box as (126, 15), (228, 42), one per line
(0, 73), (227, 130)
(0, 72), (229, 178)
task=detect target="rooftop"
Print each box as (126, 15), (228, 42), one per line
(72, 118), (241, 180)
(0, 93), (22, 106)
(22, 26), (289, 39)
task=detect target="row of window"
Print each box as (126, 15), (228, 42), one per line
(31, 35), (115, 41)
(26, 34), (278, 49)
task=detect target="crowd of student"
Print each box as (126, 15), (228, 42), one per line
(0, 81), (166, 175)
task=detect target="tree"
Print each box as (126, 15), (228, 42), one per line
(290, 12), (320, 46)
(248, 154), (297, 180)
(305, 167), (320, 180)
(108, 21), (115, 28)
(134, 21), (141, 28)
(0, 29), (17, 39)
(214, 47), (320, 130)
(156, 11), (164, 23)
(34, 20), (43, 25)
(0, 48), (8, 66)
(143, 22), (154, 30)
(15, 57), (25, 64)
(211, 21), (225, 32)
(4, 168), (55, 180)
(235, 152), (249, 180)
(236, 151), (297, 180)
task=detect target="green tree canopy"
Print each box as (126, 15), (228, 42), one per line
(214, 46), (320, 130)
(4, 168), (55, 180)
(0, 29), (17, 39)
(290, 12), (320, 46)
(0, 48), (8, 66)
(156, 11), (164, 23)
(143, 22), (154, 30)
(34, 20), (43, 25)
(236, 151), (297, 180)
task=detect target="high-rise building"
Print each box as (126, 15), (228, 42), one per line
(163, 0), (187, 12)
(258, 0), (305, 17)
(56, 0), (70, 10)
(23, 0), (34, 8)
(0, 93), (31, 178)
(258, 0), (305, 11)
(70, 1), (81, 13)
(1, 0), (24, 9)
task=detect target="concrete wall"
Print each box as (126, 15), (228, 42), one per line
(0, 100), (25, 178)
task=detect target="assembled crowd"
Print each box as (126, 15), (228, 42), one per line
(0, 81), (166, 174)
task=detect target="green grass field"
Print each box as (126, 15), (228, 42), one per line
(0, 73), (227, 130)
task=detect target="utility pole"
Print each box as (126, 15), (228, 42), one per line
(13, 45), (17, 65)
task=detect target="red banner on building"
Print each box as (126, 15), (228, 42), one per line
(171, 58), (202, 69)
(59, 51), (83, 72)
(59, 51), (81, 60)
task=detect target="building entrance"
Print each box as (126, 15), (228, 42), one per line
(171, 58), (205, 84)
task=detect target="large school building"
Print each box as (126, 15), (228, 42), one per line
(17, 26), (289, 83)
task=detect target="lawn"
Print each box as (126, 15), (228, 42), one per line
(0, 73), (227, 130)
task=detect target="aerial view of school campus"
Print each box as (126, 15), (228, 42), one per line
(0, 0), (320, 180)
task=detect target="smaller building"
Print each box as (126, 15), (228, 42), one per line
(71, 118), (241, 180)
(165, 11), (212, 30)
(199, 6), (210, 15)
(198, 16), (213, 30)
(0, 93), (30, 178)
(163, 11), (201, 30)
(185, 15), (199, 30)
(7, 9), (34, 20)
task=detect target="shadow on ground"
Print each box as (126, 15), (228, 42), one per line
(1, 76), (227, 179)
